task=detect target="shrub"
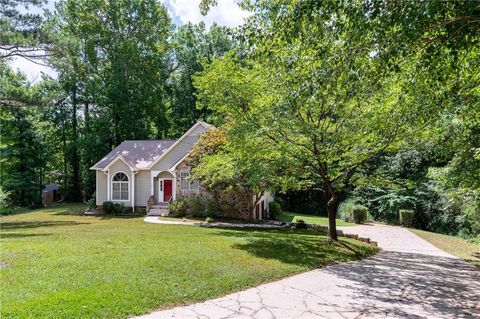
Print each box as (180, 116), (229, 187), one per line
(0, 207), (13, 215)
(102, 201), (128, 215)
(0, 188), (12, 215)
(87, 193), (96, 210)
(269, 201), (282, 220)
(135, 207), (146, 215)
(205, 199), (222, 218)
(102, 201), (115, 214)
(205, 217), (215, 223)
(399, 209), (415, 227)
(352, 205), (368, 224)
(337, 199), (356, 222)
(295, 219), (308, 229)
(188, 197), (207, 217)
(169, 198), (188, 217)
(112, 203), (125, 215)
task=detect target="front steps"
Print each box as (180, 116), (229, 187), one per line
(147, 204), (169, 216)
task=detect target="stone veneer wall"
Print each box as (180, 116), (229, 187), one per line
(174, 161), (253, 220)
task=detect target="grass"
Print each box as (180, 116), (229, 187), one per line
(0, 203), (378, 319)
(409, 228), (480, 269)
(279, 211), (355, 226)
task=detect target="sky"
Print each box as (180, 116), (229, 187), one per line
(9, 0), (250, 83)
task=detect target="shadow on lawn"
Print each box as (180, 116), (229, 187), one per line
(0, 220), (90, 230)
(213, 228), (376, 268)
(1, 233), (52, 239)
(95, 215), (142, 220)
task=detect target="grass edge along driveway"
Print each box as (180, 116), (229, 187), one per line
(409, 228), (480, 269)
(279, 211), (355, 226)
(1, 204), (378, 318)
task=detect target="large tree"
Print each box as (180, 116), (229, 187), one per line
(196, 0), (480, 239)
(169, 22), (233, 136)
(0, 62), (46, 207)
(0, 0), (54, 61)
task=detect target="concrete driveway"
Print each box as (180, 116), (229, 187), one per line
(135, 225), (480, 319)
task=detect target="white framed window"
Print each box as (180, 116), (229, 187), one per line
(112, 172), (129, 201)
(180, 171), (199, 191)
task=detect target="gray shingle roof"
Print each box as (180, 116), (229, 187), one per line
(92, 140), (176, 170)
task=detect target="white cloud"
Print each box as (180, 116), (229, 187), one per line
(164, 0), (251, 28)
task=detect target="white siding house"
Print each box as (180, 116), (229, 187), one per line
(90, 121), (272, 220)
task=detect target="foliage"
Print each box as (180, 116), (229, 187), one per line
(337, 200), (368, 224)
(351, 206), (368, 224)
(169, 198), (188, 217)
(399, 210), (415, 228)
(86, 193), (96, 210)
(102, 201), (114, 214)
(205, 217), (215, 223)
(0, 187), (12, 215)
(337, 200), (357, 223)
(0, 0), (52, 60)
(268, 201), (282, 220)
(189, 119), (300, 221)
(0, 204), (378, 318)
(278, 190), (329, 215)
(169, 22), (233, 136)
(0, 66), (46, 208)
(187, 196), (207, 218)
(194, 14), (426, 240)
(294, 219), (307, 229)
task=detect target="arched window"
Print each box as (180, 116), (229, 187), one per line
(112, 172), (129, 201)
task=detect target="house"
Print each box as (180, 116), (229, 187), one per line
(90, 121), (272, 220)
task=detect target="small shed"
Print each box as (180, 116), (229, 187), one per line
(42, 183), (60, 205)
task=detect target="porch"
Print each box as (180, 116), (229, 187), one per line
(147, 170), (176, 216)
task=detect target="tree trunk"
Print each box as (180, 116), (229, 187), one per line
(326, 191), (338, 241)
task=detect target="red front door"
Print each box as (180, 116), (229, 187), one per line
(163, 179), (173, 202)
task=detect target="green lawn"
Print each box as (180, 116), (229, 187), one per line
(0, 204), (378, 319)
(279, 211), (355, 226)
(409, 228), (480, 268)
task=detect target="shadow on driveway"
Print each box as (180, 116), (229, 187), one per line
(321, 250), (480, 318)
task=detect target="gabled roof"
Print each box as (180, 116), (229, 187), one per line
(90, 140), (176, 170)
(90, 121), (214, 171)
(146, 121), (212, 169)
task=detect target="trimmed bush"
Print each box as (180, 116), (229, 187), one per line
(268, 201), (282, 220)
(169, 198), (188, 217)
(352, 205), (368, 224)
(102, 201), (115, 214)
(102, 201), (129, 215)
(205, 217), (215, 223)
(113, 203), (126, 215)
(399, 209), (415, 227)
